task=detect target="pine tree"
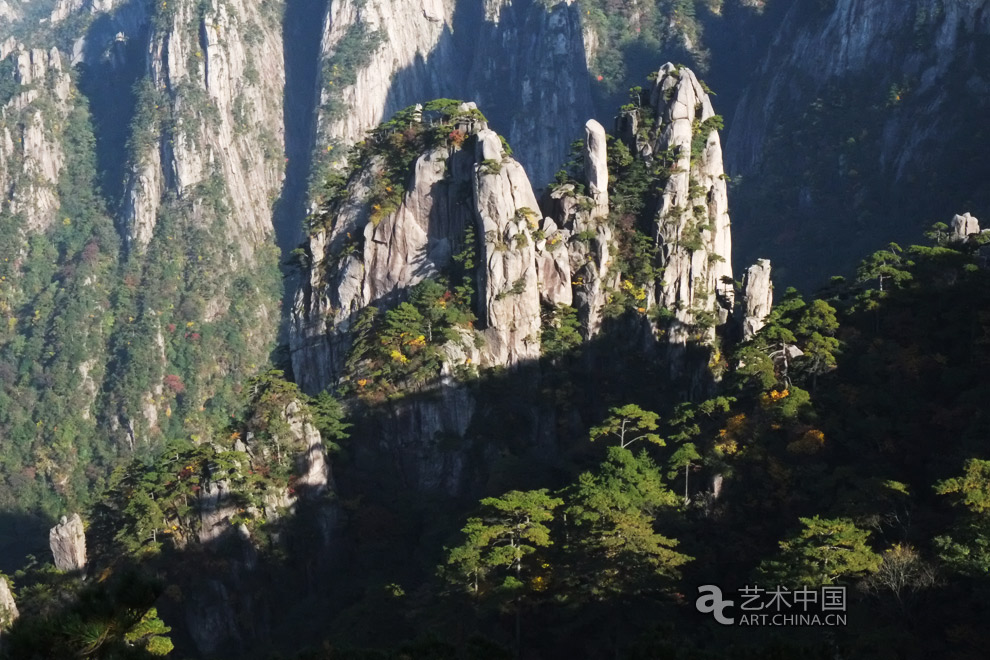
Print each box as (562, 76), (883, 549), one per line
(758, 516), (881, 586)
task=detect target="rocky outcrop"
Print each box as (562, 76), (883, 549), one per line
(292, 106), (546, 392)
(49, 513), (87, 572)
(314, 0), (594, 188)
(0, 45), (72, 235)
(0, 576), (16, 631)
(650, 64), (733, 349)
(584, 119), (609, 217)
(124, 0), (285, 255)
(286, 400), (333, 497)
(316, 0), (454, 152)
(951, 212), (981, 242)
(740, 259), (773, 340)
(534, 215), (573, 309)
(473, 128), (542, 366)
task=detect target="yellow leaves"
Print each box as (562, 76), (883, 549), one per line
(390, 349), (409, 364)
(571, 276), (585, 287)
(716, 414), (747, 456)
(637, 307), (647, 313)
(62, 217), (71, 226)
(357, 378), (368, 388)
(715, 438), (739, 455)
(787, 428), (825, 455)
(186, 322), (195, 327)
(760, 389), (790, 408)
(621, 279), (647, 301)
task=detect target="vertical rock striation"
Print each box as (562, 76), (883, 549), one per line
(124, 0), (285, 255)
(49, 513), (87, 572)
(473, 128), (542, 367)
(739, 259), (772, 340)
(726, 0), (990, 286)
(293, 106), (545, 393)
(313, 0), (594, 189)
(649, 64), (733, 350)
(0, 45), (72, 235)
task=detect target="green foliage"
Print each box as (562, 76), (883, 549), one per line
(856, 242), (913, 294)
(562, 447), (689, 599)
(310, 391), (351, 451)
(322, 22), (386, 121)
(0, 56), (21, 106)
(689, 114), (724, 162)
(311, 101), (488, 231)
(343, 278), (476, 397)
(758, 516), (882, 586)
(444, 489), (563, 596)
(936, 459), (990, 513)
(934, 460), (990, 576)
(590, 404), (664, 449)
(5, 568), (172, 659)
(540, 304), (583, 359)
(480, 159), (502, 175)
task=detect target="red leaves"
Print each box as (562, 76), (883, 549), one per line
(163, 374), (185, 395)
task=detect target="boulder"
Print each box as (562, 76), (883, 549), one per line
(740, 259), (773, 340)
(49, 513), (86, 572)
(951, 212), (980, 241)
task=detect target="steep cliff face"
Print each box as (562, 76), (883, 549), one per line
(313, 0), (594, 189)
(726, 0), (990, 286)
(125, 0), (285, 255)
(465, 0), (595, 186)
(0, 44), (71, 235)
(291, 103), (557, 493)
(293, 104), (547, 393)
(543, 119), (617, 339)
(649, 64), (733, 348)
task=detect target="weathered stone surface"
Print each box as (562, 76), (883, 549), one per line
(0, 45), (71, 235)
(535, 216), (573, 308)
(315, 0), (594, 187)
(584, 119), (609, 217)
(650, 64), (734, 349)
(292, 114), (546, 392)
(0, 576), (17, 631)
(951, 212), (981, 241)
(286, 400), (332, 497)
(125, 0), (285, 255)
(473, 128), (542, 367)
(544, 185), (617, 339)
(49, 513), (87, 572)
(740, 259), (773, 340)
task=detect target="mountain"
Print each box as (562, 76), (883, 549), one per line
(724, 0), (990, 287)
